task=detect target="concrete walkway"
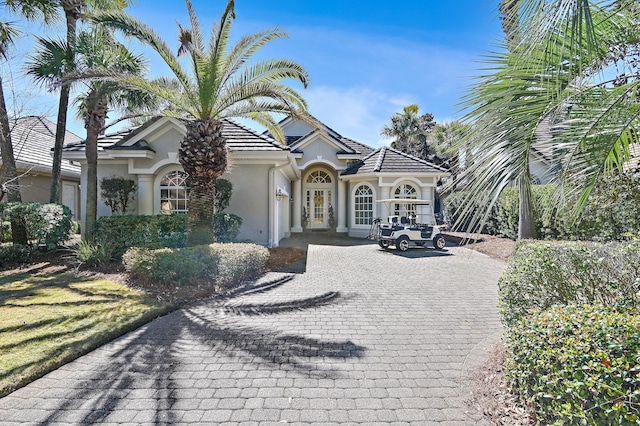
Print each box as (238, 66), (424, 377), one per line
(0, 240), (505, 425)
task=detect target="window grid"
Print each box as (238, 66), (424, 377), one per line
(160, 171), (189, 214)
(393, 183), (417, 216)
(354, 185), (373, 225)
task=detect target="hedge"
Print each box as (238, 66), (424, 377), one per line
(498, 241), (640, 327)
(446, 170), (640, 241)
(0, 202), (73, 249)
(92, 214), (188, 255)
(93, 212), (243, 256)
(122, 242), (268, 287)
(507, 304), (640, 425)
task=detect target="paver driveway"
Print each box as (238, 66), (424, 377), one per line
(0, 242), (505, 425)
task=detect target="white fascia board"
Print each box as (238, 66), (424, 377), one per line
(336, 154), (361, 160)
(230, 151), (291, 162)
(61, 150), (155, 161)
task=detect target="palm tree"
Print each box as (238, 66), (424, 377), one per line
(27, 28), (154, 239)
(453, 0), (640, 239)
(49, 0), (131, 204)
(381, 104), (436, 160)
(93, 0), (309, 246)
(1, 0), (57, 244)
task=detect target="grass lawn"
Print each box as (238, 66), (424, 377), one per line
(0, 266), (171, 398)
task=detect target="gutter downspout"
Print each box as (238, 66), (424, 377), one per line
(268, 162), (290, 248)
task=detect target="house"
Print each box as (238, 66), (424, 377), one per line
(1, 116), (82, 218)
(61, 116), (450, 246)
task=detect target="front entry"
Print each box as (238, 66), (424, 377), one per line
(310, 188), (330, 229)
(304, 168), (335, 230)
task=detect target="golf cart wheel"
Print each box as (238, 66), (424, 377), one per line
(396, 236), (410, 252)
(379, 240), (391, 249)
(433, 234), (446, 250)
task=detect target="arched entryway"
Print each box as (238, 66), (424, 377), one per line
(303, 168), (335, 230)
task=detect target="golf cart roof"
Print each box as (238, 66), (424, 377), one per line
(376, 198), (431, 204)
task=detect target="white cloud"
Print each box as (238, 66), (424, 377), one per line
(305, 85), (415, 148)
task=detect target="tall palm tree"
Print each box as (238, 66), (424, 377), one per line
(49, 0), (131, 204)
(27, 28), (153, 239)
(1, 0), (57, 244)
(381, 104), (436, 160)
(453, 0), (640, 239)
(93, 0), (309, 246)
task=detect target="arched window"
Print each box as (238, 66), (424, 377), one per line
(393, 183), (417, 216)
(160, 171), (189, 214)
(306, 170), (332, 184)
(354, 185), (374, 225)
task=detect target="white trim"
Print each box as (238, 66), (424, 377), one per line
(351, 182), (377, 229)
(121, 117), (186, 147)
(299, 158), (346, 170)
(289, 132), (354, 154)
(381, 176), (427, 188)
(153, 165), (186, 214)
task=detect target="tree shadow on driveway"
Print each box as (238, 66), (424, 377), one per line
(40, 274), (364, 425)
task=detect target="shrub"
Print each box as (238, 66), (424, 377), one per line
(93, 214), (188, 256)
(498, 241), (640, 327)
(194, 243), (268, 285)
(100, 176), (136, 215)
(213, 212), (242, 242)
(0, 244), (32, 267)
(123, 242), (268, 287)
(0, 203), (73, 249)
(507, 304), (640, 425)
(71, 239), (115, 267)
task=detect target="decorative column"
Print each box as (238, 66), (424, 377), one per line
(292, 179), (303, 232)
(421, 187), (433, 223)
(380, 187), (391, 218)
(337, 178), (348, 233)
(137, 174), (154, 215)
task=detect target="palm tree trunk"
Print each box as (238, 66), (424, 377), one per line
(50, 4), (79, 203)
(83, 95), (107, 241)
(518, 166), (537, 239)
(185, 179), (216, 246)
(0, 76), (27, 245)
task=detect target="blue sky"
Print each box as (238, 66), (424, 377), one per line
(6, 0), (504, 147)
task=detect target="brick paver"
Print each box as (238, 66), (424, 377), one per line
(0, 241), (505, 425)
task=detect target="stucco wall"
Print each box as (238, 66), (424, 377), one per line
(283, 120), (313, 136)
(296, 137), (345, 169)
(131, 127), (183, 172)
(223, 164), (270, 245)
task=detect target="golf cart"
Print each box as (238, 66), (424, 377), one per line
(369, 198), (446, 252)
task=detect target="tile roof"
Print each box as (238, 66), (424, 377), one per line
(6, 116), (81, 175)
(62, 118), (289, 153)
(342, 146), (448, 176)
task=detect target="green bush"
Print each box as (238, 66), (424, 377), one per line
(123, 242), (268, 287)
(213, 212), (242, 242)
(498, 241), (640, 327)
(193, 243), (269, 285)
(0, 221), (10, 243)
(0, 244), (32, 267)
(71, 239), (115, 267)
(0, 203), (73, 249)
(93, 214), (188, 255)
(447, 170), (640, 241)
(507, 304), (640, 425)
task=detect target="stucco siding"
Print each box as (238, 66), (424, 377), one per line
(297, 137), (343, 168)
(283, 120), (313, 136)
(131, 127), (183, 172)
(224, 164), (270, 245)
